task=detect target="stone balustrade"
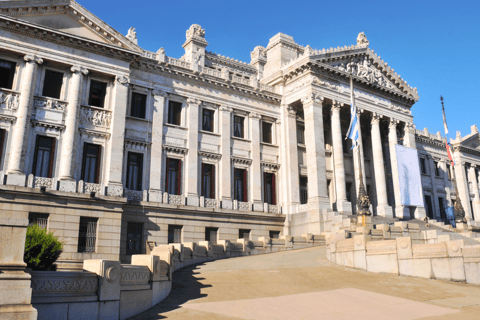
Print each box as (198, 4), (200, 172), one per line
(0, 88), (20, 110)
(33, 96), (68, 112)
(31, 233), (325, 320)
(79, 105), (112, 129)
(166, 56), (191, 69)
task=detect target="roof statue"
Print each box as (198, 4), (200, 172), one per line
(186, 24), (205, 40)
(357, 32), (369, 46)
(126, 27), (137, 44)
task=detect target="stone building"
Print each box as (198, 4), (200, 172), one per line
(0, 0), (478, 269)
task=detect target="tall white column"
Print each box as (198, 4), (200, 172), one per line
(427, 156), (441, 219)
(105, 75), (129, 197)
(330, 101), (351, 214)
(470, 165), (480, 221)
(58, 66), (88, 192)
(302, 93), (329, 210)
(185, 98), (201, 206)
(249, 112), (263, 211)
(371, 113), (393, 217)
(388, 119), (410, 218)
(219, 106), (233, 209)
(6, 54), (43, 186)
(148, 90), (167, 202)
(282, 105), (300, 212)
(404, 122), (417, 148)
(453, 157), (472, 223)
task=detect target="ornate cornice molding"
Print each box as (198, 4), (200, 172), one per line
(163, 145), (188, 155)
(79, 128), (110, 139)
(31, 119), (64, 131)
(187, 97), (202, 106)
(301, 93), (323, 106)
(231, 156), (252, 166)
(261, 161), (280, 171)
(219, 105), (233, 112)
(116, 75), (130, 86)
(71, 65), (89, 76)
(198, 150), (222, 161)
(24, 54), (43, 65)
(249, 112), (262, 120)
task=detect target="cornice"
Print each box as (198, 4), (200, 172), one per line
(205, 52), (256, 74)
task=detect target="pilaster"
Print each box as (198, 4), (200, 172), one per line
(404, 122), (417, 148)
(371, 113), (393, 217)
(185, 97), (201, 206)
(249, 112), (263, 211)
(6, 54), (43, 186)
(301, 93), (330, 210)
(219, 106), (233, 209)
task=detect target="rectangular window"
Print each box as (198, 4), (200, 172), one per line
(32, 136), (56, 178)
(0, 59), (16, 89)
(201, 163), (215, 199)
(0, 129), (5, 165)
(425, 195), (433, 219)
(297, 124), (305, 144)
(126, 222), (143, 255)
(42, 70), (63, 99)
(264, 172), (276, 205)
(202, 108), (214, 132)
(78, 217), (98, 253)
(262, 122), (272, 144)
(234, 168), (247, 202)
(300, 176), (308, 204)
(434, 161), (440, 177)
(420, 158), (427, 174)
(234, 116), (244, 138)
(239, 229), (250, 240)
(126, 152), (143, 191)
(446, 164), (452, 179)
(346, 182), (352, 202)
(168, 225), (182, 244)
(205, 227), (218, 244)
(81, 143), (101, 184)
(28, 213), (49, 229)
(88, 80), (107, 108)
(269, 231), (280, 239)
(166, 158), (182, 195)
(167, 101), (182, 125)
(131, 92), (146, 119)
(438, 198), (446, 221)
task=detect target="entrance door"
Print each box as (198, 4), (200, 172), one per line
(438, 198), (446, 221)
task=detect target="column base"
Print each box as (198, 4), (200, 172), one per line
(308, 197), (331, 211)
(413, 206), (426, 220)
(6, 172), (26, 187)
(106, 183), (123, 197)
(186, 195), (199, 207)
(376, 204), (393, 218)
(336, 200), (352, 215)
(252, 202), (264, 212)
(221, 199), (233, 210)
(0, 304), (37, 320)
(148, 189), (163, 203)
(356, 215), (373, 228)
(58, 179), (76, 192)
(395, 205), (411, 219)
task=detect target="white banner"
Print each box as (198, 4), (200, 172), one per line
(395, 145), (424, 206)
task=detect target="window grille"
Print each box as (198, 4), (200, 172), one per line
(168, 225), (182, 244)
(42, 69), (64, 99)
(88, 80), (107, 108)
(239, 229), (250, 240)
(300, 176), (308, 204)
(0, 59), (16, 89)
(262, 122), (272, 144)
(126, 222), (143, 254)
(167, 101), (182, 125)
(234, 116), (244, 138)
(131, 92), (146, 119)
(269, 231), (280, 239)
(205, 227), (218, 244)
(28, 213), (49, 229)
(78, 217), (98, 253)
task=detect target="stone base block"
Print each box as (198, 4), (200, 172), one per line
(0, 304), (37, 320)
(107, 185), (123, 197)
(366, 254), (399, 274)
(186, 196), (199, 207)
(148, 189), (163, 203)
(377, 204), (393, 218)
(398, 259), (432, 279)
(252, 202), (264, 212)
(6, 172), (26, 187)
(152, 281), (171, 306)
(465, 262), (480, 285)
(432, 257), (465, 281)
(337, 200), (352, 215)
(120, 289), (152, 320)
(353, 250), (367, 270)
(395, 206), (410, 219)
(414, 206), (427, 219)
(58, 180), (76, 192)
(99, 300), (119, 320)
(221, 199), (233, 210)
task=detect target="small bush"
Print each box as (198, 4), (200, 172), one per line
(24, 224), (63, 271)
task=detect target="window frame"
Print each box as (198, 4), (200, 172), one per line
(41, 68), (65, 100)
(201, 107), (215, 132)
(434, 161), (440, 177)
(168, 225), (183, 244)
(205, 227), (218, 244)
(78, 217), (98, 253)
(297, 123), (305, 145)
(88, 79), (108, 108)
(167, 100), (183, 126)
(28, 212), (49, 229)
(126, 152), (144, 191)
(419, 158), (427, 175)
(126, 222), (143, 255)
(201, 163), (215, 199)
(300, 176), (308, 204)
(0, 58), (17, 90)
(269, 231), (280, 239)
(165, 157), (182, 195)
(263, 172), (276, 205)
(239, 229), (251, 240)
(233, 115), (245, 138)
(234, 168), (248, 202)
(261, 121), (273, 144)
(32, 135), (56, 178)
(130, 91), (147, 119)
(81, 143), (102, 184)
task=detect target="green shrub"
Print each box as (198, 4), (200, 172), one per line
(24, 224), (63, 271)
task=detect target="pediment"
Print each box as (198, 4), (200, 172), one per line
(461, 134), (480, 150)
(0, 1), (142, 52)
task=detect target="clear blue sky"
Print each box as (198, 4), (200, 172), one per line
(83, 0), (479, 139)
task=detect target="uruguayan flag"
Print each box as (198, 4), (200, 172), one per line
(345, 76), (359, 149)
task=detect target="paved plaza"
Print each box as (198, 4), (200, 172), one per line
(130, 246), (480, 320)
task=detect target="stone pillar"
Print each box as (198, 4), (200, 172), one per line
(58, 66), (89, 192)
(427, 156), (441, 220)
(6, 54), (43, 186)
(330, 101), (351, 214)
(0, 215), (37, 319)
(302, 93), (329, 210)
(281, 105), (300, 212)
(404, 122), (417, 148)
(470, 165), (480, 221)
(185, 98), (201, 206)
(371, 113), (393, 217)
(148, 90), (167, 202)
(453, 157), (472, 223)
(219, 106), (233, 209)
(352, 110), (367, 192)
(105, 75), (130, 197)
(389, 119), (410, 218)
(443, 159), (453, 206)
(249, 112), (263, 211)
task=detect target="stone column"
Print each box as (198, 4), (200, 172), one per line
(6, 54), (43, 186)
(281, 105), (300, 213)
(249, 112), (263, 211)
(389, 119), (410, 218)
(453, 157), (472, 223)
(185, 98), (201, 206)
(404, 122), (417, 148)
(219, 106), (233, 209)
(148, 90), (167, 202)
(302, 93), (329, 210)
(58, 66), (89, 192)
(105, 75), (129, 197)
(442, 159), (453, 206)
(470, 165), (480, 221)
(352, 110), (367, 192)
(330, 101), (351, 214)
(427, 156), (441, 220)
(370, 113), (393, 217)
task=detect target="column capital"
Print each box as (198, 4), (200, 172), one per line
(471, 164), (478, 169)
(70, 65), (89, 76)
(249, 112), (262, 120)
(24, 54), (43, 65)
(285, 105), (297, 118)
(219, 105), (233, 112)
(115, 75), (130, 86)
(371, 113), (382, 125)
(331, 100), (343, 112)
(389, 119), (399, 129)
(301, 93), (323, 106)
(152, 89), (167, 97)
(186, 97), (202, 106)
(405, 122), (416, 133)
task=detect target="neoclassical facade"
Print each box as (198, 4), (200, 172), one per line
(0, 0), (478, 268)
